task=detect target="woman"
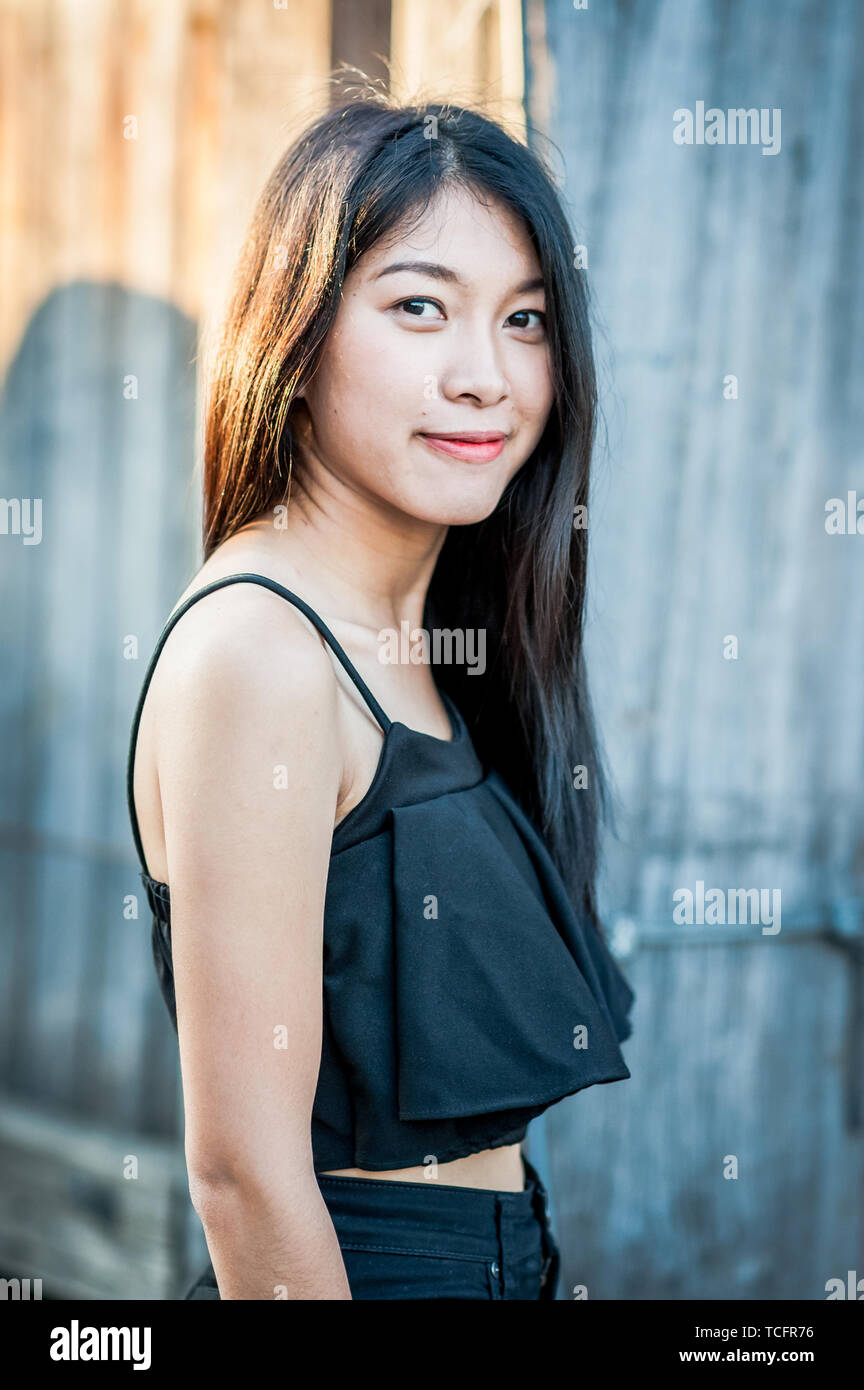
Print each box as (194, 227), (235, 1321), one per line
(126, 91), (635, 1301)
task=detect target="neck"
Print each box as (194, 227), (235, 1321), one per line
(254, 468), (448, 633)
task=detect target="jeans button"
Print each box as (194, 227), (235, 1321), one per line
(490, 1260), (500, 1277)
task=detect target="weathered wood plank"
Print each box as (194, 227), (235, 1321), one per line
(0, 1094), (205, 1299)
(524, 0), (864, 1298)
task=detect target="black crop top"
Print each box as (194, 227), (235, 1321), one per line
(126, 573), (636, 1173)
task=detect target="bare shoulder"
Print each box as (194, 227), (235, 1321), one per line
(141, 572), (346, 902)
(143, 578), (347, 839)
(153, 573), (338, 713)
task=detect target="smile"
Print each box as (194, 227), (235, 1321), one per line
(418, 433), (507, 463)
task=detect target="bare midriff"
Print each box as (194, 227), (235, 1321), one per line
(320, 1140), (526, 1192)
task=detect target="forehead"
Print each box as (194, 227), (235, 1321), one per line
(354, 184), (542, 287)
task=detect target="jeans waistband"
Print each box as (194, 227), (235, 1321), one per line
(315, 1154), (556, 1277)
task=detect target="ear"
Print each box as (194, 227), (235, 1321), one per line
(290, 398), (312, 430)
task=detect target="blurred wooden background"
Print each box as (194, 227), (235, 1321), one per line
(526, 0), (864, 1299)
(0, 0), (860, 1299)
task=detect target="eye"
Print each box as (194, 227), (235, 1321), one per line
(507, 309), (546, 332)
(394, 297), (445, 319)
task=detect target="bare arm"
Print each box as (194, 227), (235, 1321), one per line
(152, 585), (351, 1299)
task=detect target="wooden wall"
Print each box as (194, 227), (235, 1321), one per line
(523, 0), (864, 1299)
(391, 0), (525, 132)
(0, 0), (335, 379)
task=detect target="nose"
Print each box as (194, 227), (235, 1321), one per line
(438, 323), (510, 407)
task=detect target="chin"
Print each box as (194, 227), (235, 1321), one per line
(390, 465), (513, 527)
(400, 490), (504, 528)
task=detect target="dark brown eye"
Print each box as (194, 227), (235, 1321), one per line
(508, 309), (546, 330)
(396, 297), (444, 318)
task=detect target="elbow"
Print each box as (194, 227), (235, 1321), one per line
(186, 1143), (316, 1219)
(187, 1162), (242, 1219)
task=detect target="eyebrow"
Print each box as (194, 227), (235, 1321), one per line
(373, 260), (545, 296)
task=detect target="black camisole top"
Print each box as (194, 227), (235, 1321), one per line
(126, 573), (636, 1173)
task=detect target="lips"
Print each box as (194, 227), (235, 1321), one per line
(418, 431), (508, 463)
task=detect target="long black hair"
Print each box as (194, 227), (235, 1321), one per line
(202, 90), (610, 935)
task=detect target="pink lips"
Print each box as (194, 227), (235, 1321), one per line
(418, 432), (507, 463)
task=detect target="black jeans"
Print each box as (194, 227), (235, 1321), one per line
(183, 1154), (561, 1301)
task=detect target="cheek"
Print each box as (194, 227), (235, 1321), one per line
(511, 358), (554, 454)
(307, 355), (379, 448)
(522, 348), (555, 416)
(320, 314), (417, 435)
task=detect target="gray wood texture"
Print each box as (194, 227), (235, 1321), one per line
(0, 1093), (206, 1299)
(522, 0), (864, 1298)
(0, 282), (199, 1138)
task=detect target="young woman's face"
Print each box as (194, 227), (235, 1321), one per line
(296, 183), (555, 526)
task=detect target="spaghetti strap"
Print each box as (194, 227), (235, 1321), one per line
(126, 572), (392, 878)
